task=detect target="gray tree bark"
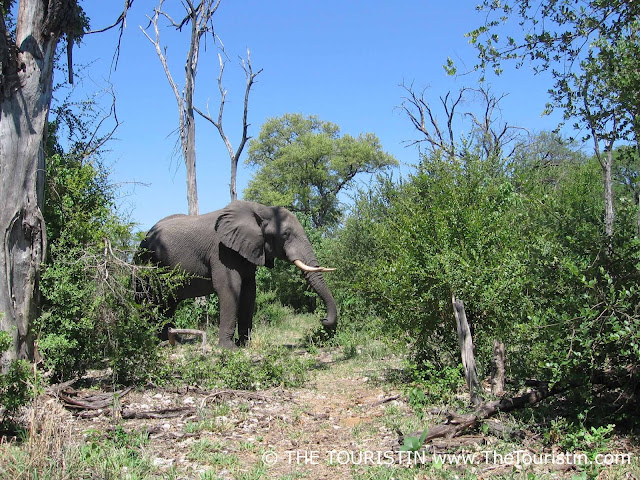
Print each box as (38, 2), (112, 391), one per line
(491, 339), (505, 396)
(142, 0), (225, 216)
(0, 0), (61, 367)
(452, 295), (481, 406)
(602, 149), (614, 238)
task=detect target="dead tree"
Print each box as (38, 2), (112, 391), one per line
(491, 339), (505, 396)
(398, 84), (524, 162)
(142, 0), (261, 208)
(0, 1), (131, 368)
(142, 0), (221, 216)
(581, 75), (621, 238)
(401, 381), (578, 446)
(452, 296), (481, 405)
(194, 50), (262, 201)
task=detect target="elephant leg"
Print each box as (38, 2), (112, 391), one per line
(237, 275), (256, 347)
(216, 273), (242, 350)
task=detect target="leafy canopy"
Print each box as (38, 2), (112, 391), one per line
(244, 113), (397, 229)
(467, 0), (640, 141)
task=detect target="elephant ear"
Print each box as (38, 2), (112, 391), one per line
(215, 202), (266, 266)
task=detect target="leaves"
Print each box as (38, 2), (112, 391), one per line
(244, 113), (397, 229)
(328, 130), (640, 412)
(398, 429), (428, 453)
(469, 0), (640, 148)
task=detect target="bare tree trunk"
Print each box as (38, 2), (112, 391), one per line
(143, 2), (260, 206)
(230, 157), (238, 201)
(195, 50), (261, 202)
(0, 0), (60, 367)
(491, 339), (505, 396)
(583, 81), (617, 239)
(184, 113), (199, 215)
(452, 295), (481, 405)
(635, 143), (640, 237)
(636, 191), (640, 238)
(0, 1), (132, 369)
(602, 149), (614, 238)
(142, 0), (219, 216)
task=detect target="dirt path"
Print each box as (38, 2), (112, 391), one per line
(58, 353), (407, 479)
(41, 327), (639, 480)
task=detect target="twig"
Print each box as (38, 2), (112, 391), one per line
(122, 406), (196, 419)
(200, 389), (269, 408)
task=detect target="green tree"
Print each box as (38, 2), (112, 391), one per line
(244, 113), (397, 229)
(467, 0), (640, 237)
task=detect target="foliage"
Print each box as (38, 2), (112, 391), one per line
(333, 151), (530, 374)
(245, 113), (397, 229)
(328, 137), (640, 417)
(253, 288), (293, 326)
(468, 0), (639, 105)
(406, 386), (428, 420)
(547, 416), (615, 460)
(398, 429), (428, 453)
(467, 0), (640, 237)
(38, 121), (162, 384)
(0, 329), (34, 426)
(166, 347), (313, 391)
(173, 296), (219, 330)
(74, 426), (156, 479)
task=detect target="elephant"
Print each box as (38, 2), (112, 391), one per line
(134, 200), (338, 349)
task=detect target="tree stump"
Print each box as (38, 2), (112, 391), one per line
(491, 339), (506, 396)
(452, 295), (481, 405)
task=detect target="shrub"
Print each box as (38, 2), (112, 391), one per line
(173, 347), (312, 390)
(329, 149), (640, 416)
(0, 330), (35, 426)
(173, 296), (219, 330)
(39, 148), (163, 384)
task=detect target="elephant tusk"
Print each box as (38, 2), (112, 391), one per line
(294, 259), (336, 273)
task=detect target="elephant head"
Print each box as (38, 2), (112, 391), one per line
(214, 200), (338, 328)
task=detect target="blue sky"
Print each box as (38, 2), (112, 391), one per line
(67, 1), (563, 231)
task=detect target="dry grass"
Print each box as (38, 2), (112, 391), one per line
(0, 397), (75, 480)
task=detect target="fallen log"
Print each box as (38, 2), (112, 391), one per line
(200, 389), (269, 408)
(168, 328), (207, 353)
(367, 395), (401, 408)
(121, 406), (196, 419)
(401, 382), (577, 446)
(57, 386), (133, 411)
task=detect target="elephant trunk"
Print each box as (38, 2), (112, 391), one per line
(304, 270), (338, 328)
(291, 254), (338, 328)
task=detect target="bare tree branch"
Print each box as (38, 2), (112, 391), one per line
(399, 83), (526, 163)
(195, 49), (262, 201)
(80, 82), (121, 160)
(398, 82), (457, 159)
(85, 0), (135, 71)
(141, 0), (227, 215)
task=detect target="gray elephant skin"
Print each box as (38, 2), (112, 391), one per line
(135, 200), (338, 349)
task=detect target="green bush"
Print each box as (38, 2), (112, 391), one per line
(39, 147), (161, 384)
(38, 240), (162, 384)
(173, 347), (312, 390)
(173, 296), (219, 330)
(328, 147), (640, 417)
(0, 330), (35, 426)
(331, 153), (531, 376)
